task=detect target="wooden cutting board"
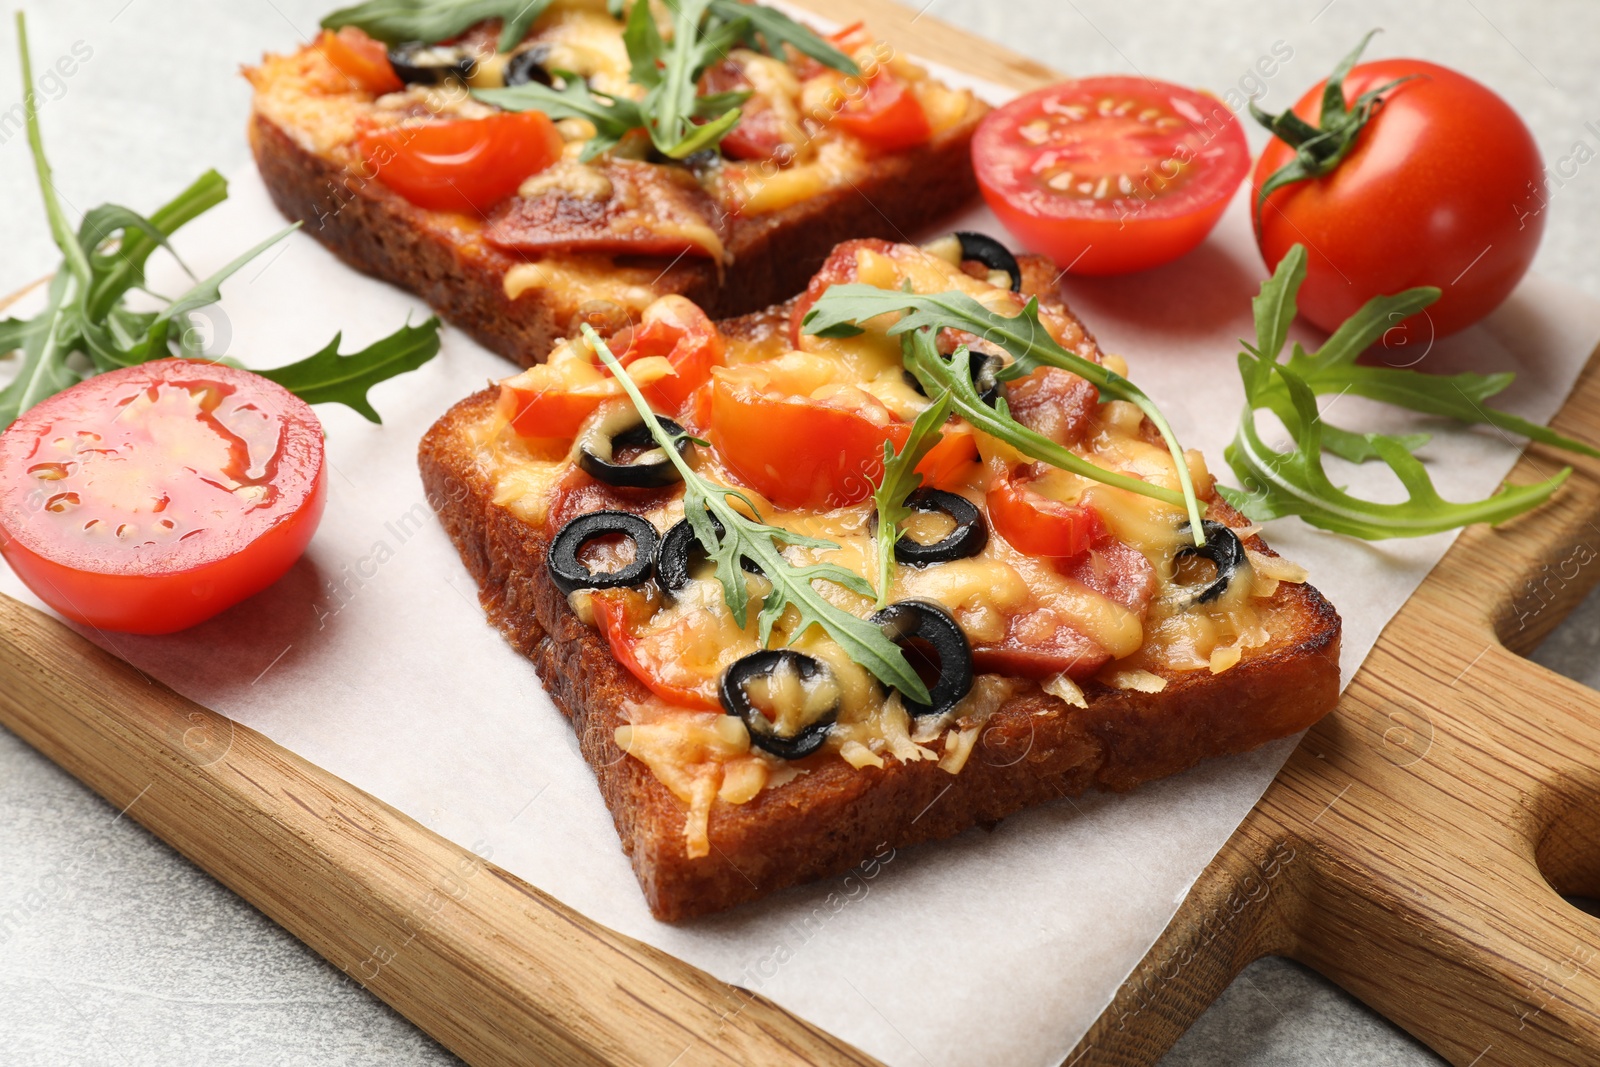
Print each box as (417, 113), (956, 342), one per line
(5, 3), (1600, 1065)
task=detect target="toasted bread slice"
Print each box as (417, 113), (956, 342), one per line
(419, 249), (1341, 921)
(246, 20), (985, 369)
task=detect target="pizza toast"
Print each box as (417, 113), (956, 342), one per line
(418, 238), (1341, 921)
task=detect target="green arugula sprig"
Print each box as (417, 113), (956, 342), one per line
(871, 389), (949, 608)
(476, 0), (854, 161)
(802, 285), (1208, 543)
(256, 322), (443, 422)
(1219, 245), (1576, 538)
(706, 0), (857, 72)
(1, 13), (440, 429)
(581, 323), (930, 704)
(1245, 246), (1599, 465)
(322, 0), (554, 54)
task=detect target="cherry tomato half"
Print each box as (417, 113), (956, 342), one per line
(0, 360), (327, 635)
(985, 465), (1102, 558)
(1254, 59), (1544, 342)
(497, 297), (724, 439)
(824, 23), (931, 154)
(358, 111), (563, 216)
(973, 77), (1250, 275)
(611, 295), (725, 415)
(591, 591), (721, 710)
(710, 367), (978, 510)
(316, 27), (403, 95)
(710, 372), (902, 510)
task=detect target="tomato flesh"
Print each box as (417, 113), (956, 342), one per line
(1254, 59), (1544, 342)
(985, 466), (1103, 558)
(710, 373), (902, 510)
(591, 591), (720, 710)
(821, 23), (930, 154)
(831, 72), (930, 154)
(974, 77), (1250, 275)
(359, 112), (563, 216)
(317, 27), (403, 95)
(498, 297), (723, 439)
(611, 296), (725, 416)
(0, 360), (326, 634)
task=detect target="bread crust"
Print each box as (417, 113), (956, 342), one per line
(419, 376), (1341, 921)
(248, 104), (984, 369)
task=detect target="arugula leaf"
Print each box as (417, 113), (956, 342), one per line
(871, 389), (948, 608)
(1251, 245), (1600, 461)
(84, 170), (228, 321)
(1222, 346), (1568, 537)
(475, 77), (643, 161)
(479, 0), (845, 160)
(1220, 246), (1573, 538)
(0, 272), (82, 430)
(19, 15), (90, 292)
(256, 320), (442, 423)
(803, 285), (1207, 542)
(4, 13), (440, 428)
(630, 0), (748, 160)
(583, 323), (930, 703)
(0, 316), (43, 359)
(321, 0), (554, 53)
(103, 224), (302, 370)
(709, 0), (858, 74)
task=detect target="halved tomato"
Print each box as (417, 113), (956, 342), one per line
(823, 23), (930, 154)
(316, 27), (403, 95)
(985, 464), (1102, 558)
(611, 296), (725, 415)
(0, 360), (327, 635)
(973, 77), (1250, 275)
(591, 590), (720, 710)
(498, 297), (724, 439)
(710, 367), (976, 509)
(358, 111), (563, 216)
(710, 369), (903, 510)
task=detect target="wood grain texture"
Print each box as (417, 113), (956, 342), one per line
(1066, 346), (1600, 1067)
(0, 602), (883, 1067)
(4, 3), (1600, 1066)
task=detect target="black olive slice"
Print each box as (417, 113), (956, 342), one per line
(903, 347), (1005, 407)
(655, 514), (765, 593)
(869, 600), (973, 718)
(869, 488), (987, 566)
(720, 650), (840, 760)
(955, 231), (1023, 292)
(1174, 520), (1248, 604)
(577, 410), (690, 489)
(504, 45), (553, 87)
(387, 41), (478, 85)
(547, 511), (659, 596)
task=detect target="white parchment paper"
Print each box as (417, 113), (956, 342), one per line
(5, 58), (1600, 1067)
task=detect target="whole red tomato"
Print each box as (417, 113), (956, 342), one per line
(1254, 55), (1544, 343)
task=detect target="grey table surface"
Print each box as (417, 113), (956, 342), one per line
(0, 1), (1595, 1065)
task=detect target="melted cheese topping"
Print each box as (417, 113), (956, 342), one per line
(247, 14), (976, 235)
(473, 244), (1310, 853)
